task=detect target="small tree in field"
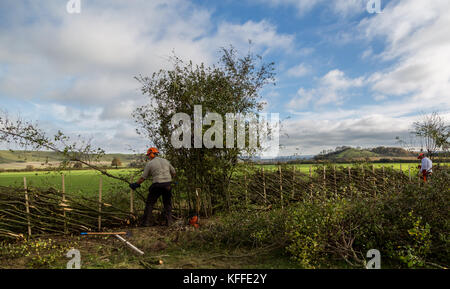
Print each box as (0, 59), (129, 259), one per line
(413, 112), (449, 159)
(133, 47), (275, 210)
(111, 157), (122, 168)
(73, 162), (83, 169)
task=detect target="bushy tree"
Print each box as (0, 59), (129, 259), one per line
(73, 162), (83, 169)
(133, 47), (275, 211)
(111, 157), (122, 168)
(413, 112), (449, 158)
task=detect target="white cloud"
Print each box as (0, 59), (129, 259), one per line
(282, 0), (450, 154)
(253, 0), (366, 16)
(280, 112), (416, 155)
(288, 88), (315, 109)
(203, 20), (295, 55)
(0, 1), (295, 152)
(288, 69), (364, 109)
(360, 0), (450, 104)
(286, 63), (310, 78)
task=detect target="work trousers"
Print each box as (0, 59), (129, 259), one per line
(142, 182), (172, 226)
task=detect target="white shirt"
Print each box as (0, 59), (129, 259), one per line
(421, 157), (432, 173)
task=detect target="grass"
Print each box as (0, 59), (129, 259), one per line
(0, 225), (303, 269)
(0, 169), (140, 198)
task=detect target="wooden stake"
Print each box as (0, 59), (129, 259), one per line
(202, 189), (208, 218)
(129, 177), (134, 215)
(24, 177), (31, 239)
(262, 167), (267, 205)
(62, 174), (67, 234)
(291, 166), (295, 199)
(409, 166), (411, 181)
(347, 167), (351, 196)
(208, 192), (213, 217)
(309, 165), (313, 198)
(98, 176), (102, 231)
(372, 165), (376, 195)
(195, 188), (201, 217)
(333, 165), (337, 195)
(279, 166), (283, 209)
(244, 170), (248, 208)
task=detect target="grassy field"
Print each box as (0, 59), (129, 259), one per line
(258, 162), (424, 173)
(1, 162), (443, 195)
(0, 169), (141, 198)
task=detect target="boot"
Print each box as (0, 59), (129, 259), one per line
(140, 206), (155, 227)
(163, 206), (173, 226)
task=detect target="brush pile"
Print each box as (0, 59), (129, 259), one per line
(0, 186), (133, 240)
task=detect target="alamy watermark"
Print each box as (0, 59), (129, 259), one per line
(366, 249), (381, 269)
(66, 248), (81, 269)
(66, 0), (81, 14)
(367, 0), (382, 14)
(170, 105), (280, 158)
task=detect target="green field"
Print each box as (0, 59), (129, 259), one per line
(259, 162), (424, 173)
(2, 162), (443, 194)
(0, 150), (138, 164)
(0, 169), (141, 198)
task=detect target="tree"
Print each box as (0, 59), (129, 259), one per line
(73, 162), (83, 169)
(133, 47), (275, 211)
(412, 112), (449, 159)
(0, 113), (131, 185)
(111, 157), (122, 168)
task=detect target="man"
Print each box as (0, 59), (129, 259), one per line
(418, 153), (432, 182)
(130, 147), (176, 226)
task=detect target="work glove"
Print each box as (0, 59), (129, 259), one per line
(129, 182), (141, 190)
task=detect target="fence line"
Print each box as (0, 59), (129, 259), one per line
(1, 163), (446, 240)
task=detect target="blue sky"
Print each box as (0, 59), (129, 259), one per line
(0, 0), (449, 155)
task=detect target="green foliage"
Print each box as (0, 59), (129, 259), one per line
(284, 168), (449, 268)
(397, 211), (432, 267)
(285, 197), (380, 268)
(0, 238), (77, 268)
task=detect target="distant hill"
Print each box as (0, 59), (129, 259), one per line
(0, 150), (138, 164)
(314, 146), (416, 161)
(370, 146), (415, 157)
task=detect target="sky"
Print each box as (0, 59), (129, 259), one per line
(0, 0), (449, 156)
